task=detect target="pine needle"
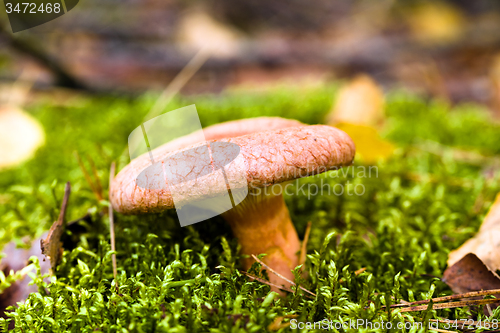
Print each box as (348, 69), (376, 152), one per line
(75, 151), (102, 201)
(399, 298), (499, 312)
(390, 289), (500, 308)
(240, 271), (297, 295)
(109, 162), (117, 283)
(251, 254), (316, 297)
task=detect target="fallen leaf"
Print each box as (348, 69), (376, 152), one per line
(176, 8), (241, 58)
(448, 193), (500, 272)
(1, 183), (84, 324)
(443, 253), (500, 294)
(40, 182), (71, 272)
(0, 236), (50, 320)
(328, 74), (385, 126)
(334, 123), (395, 164)
(406, 2), (465, 45)
(1, 210), (91, 319)
(327, 75), (395, 163)
(0, 106), (45, 170)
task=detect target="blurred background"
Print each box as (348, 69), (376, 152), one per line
(1, 0), (500, 112)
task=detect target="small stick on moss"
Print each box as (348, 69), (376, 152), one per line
(241, 270), (298, 295)
(486, 303), (493, 316)
(251, 254), (316, 297)
(59, 182), (71, 223)
(109, 162), (118, 283)
(338, 267), (366, 284)
(299, 221), (312, 266)
(147, 49), (210, 121)
(428, 318), (494, 327)
(389, 289), (500, 308)
(41, 182), (71, 271)
(427, 328), (457, 333)
(118, 49), (210, 163)
(399, 298), (499, 312)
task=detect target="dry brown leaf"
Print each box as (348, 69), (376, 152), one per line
(40, 182), (71, 272)
(327, 75), (394, 163)
(448, 193), (500, 271)
(443, 253), (500, 294)
(0, 106), (45, 169)
(0, 236), (51, 319)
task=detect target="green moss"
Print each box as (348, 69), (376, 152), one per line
(1, 85), (500, 332)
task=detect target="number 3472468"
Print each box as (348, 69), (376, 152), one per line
(5, 2), (62, 14)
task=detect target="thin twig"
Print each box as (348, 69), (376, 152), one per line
(119, 49), (210, 162)
(389, 289), (500, 308)
(429, 328), (458, 333)
(240, 271), (298, 295)
(59, 182), (71, 225)
(251, 254), (316, 297)
(146, 49), (210, 121)
(74, 151), (102, 201)
(429, 318), (496, 327)
(109, 162), (118, 282)
(399, 298), (500, 313)
(486, 303), (494, 316)
(5, 68), (37, 107)
(299, 221), (312, 266)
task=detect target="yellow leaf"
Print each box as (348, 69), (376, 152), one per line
(327, 75), (394, 163)
(0, 106), (45, 169)
(407, 2), (465, 45)
(335, 123), (395, 164)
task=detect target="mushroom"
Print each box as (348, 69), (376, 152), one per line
(110, 117), (355, 287)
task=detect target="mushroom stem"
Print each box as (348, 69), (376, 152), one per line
(222, 191), (300, 288)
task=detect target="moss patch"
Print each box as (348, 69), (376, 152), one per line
(1, 86), (500, 332)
